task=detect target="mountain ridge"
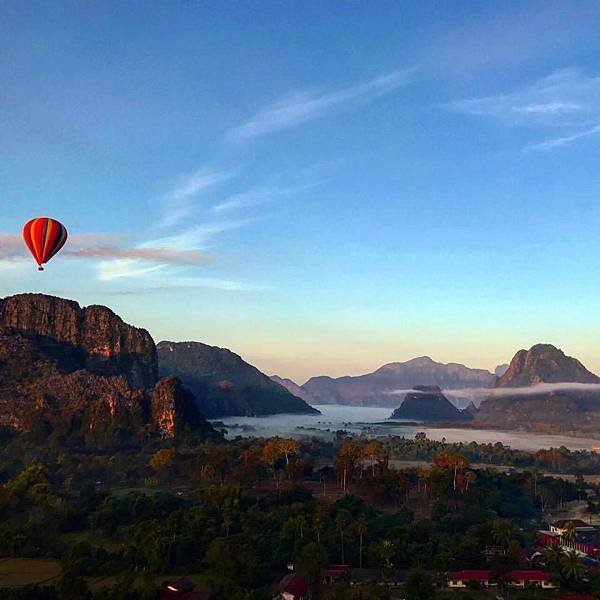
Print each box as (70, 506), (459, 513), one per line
(0, 294), (218, 445)
(302, 356), (494, 407)
(158, 341), (319, 418)
(476, 343), (600, 432)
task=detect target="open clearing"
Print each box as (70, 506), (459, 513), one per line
(0, 558), (61, 587)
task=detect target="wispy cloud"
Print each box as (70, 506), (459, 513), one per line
(227, 69), (413, 143)
(160, 167), (235, 227)
(96, 220), (248, 280)
(448, 67), (600, 151)
(212, 182), (320, 213)
(524, 122), (600, 152)
(0, 232), (211, 266)
(105, 277), (268, 294)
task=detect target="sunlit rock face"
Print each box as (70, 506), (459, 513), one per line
(477, 344), (600, 433)
(0, 294), (217, 444)
(493, 343), (600, 388)
(0, 293), (157, 388)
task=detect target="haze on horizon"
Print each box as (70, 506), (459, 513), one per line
(2, 2), (600, 382)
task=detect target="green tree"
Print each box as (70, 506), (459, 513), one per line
(335, 510), (351, 564)
(563, 520), (577, 544)
(296, 542), (328, 599)
(403, 567), (435, 600)
(355, 516), (368, 568)
(491, 518), (513, 550)
(561, 549), (584, 582)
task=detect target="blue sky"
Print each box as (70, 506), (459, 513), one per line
(2, 1), (600, 381)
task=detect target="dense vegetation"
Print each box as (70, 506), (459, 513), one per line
(1, 430), (600, 599)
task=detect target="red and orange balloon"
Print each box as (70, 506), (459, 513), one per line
(22, 217), (68, 271)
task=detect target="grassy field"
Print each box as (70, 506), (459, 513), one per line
(0, 558), (61, 587)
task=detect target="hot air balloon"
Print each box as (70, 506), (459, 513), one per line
(22, 217), (68, 271)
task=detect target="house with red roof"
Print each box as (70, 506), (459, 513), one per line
(447, 570), (557, 590)
(321, 564), (349, 584)
(539, 519), (600, 559)
(447, 570), (493, 588)
(274, 574), (308, 600)
(510, 570), (556, 589)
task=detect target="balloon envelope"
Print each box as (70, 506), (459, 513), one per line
(22, 217), (68, 271)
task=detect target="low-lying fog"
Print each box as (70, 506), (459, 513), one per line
(388, 382), (600, 409)
(211, 404), (600, 451)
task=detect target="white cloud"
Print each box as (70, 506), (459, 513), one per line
(211, 183), (317, 213)
(160, 167), (235, 227)
(98, 260), (166, 281)
(96, 220), (250, 281)
(448, 67), (600, 151)
(227, 69), (413, 142)
(524, 122), (600, 152)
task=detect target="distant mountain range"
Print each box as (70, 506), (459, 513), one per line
(158, 342), (318, 418)
(290, 356), (495, 407)
(275, 344), (600, 434)
(4, 293), (600, 437)
(270, 375), (316, 403)
(0, 294), (318, 449)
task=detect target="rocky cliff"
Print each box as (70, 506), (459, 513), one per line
(0, 293), (156, 388)
(303, 356), (494, 407)
(390, 385), (472, 422)
(493, 343), (600, 387)
(158, 341), (320, 417)
(0, 294), (218, 444)
(476, 344), (600, 433)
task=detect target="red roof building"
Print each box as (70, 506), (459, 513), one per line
(274, 574), (308, 600)
(447, 571), (492, 588)
(447, 570), (557, 590)
(322, 564), (349, 583)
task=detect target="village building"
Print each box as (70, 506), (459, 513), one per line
(539, 519), (600, 559)
(447, 570), (557, 590)
(273, 574), (308, 600)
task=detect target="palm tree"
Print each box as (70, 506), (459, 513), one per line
(464, 470), (476, 492)
(296, 514), (307, 539)
(335, 510), (351, 564)
(355, 516), (368, 568)
(561, 549), (584, 582)
(223, 514), (232, 537)
(492, 519), (513, 551)
(543, 544), (565, 574)
(563, 521), (577, 546)
(313, 506), (326, 545)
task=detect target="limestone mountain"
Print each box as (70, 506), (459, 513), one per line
(270, 375), (316, 403)
(476, 344), (600, 433)
(493, 343), (600, 388)
(157, 341), (319, 417)
(495, 364), (510, 377)
(390, 385), (473, 422)
(302, 356), (494, 407)
(0, 294), (219, 445)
